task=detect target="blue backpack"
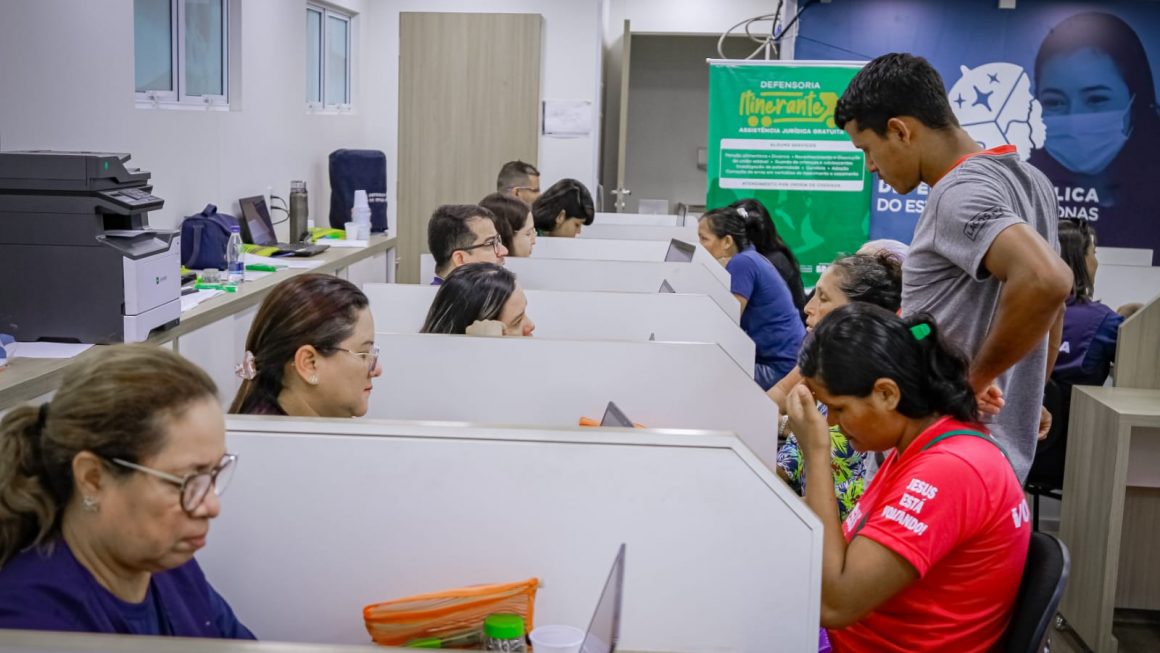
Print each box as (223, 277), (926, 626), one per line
(180, 204), (239, 270)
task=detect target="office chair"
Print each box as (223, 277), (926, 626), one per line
(1002, 532), (1071, 653)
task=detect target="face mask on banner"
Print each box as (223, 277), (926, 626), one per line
(1042, 97), (1133, 175)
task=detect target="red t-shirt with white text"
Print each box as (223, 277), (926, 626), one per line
(829, 417), (1031, 653)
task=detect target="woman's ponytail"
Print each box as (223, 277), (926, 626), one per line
(901, 314), (978, 423)
(0, 405), (61, 567)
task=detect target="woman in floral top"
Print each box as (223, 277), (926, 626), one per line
(772, 251), (903, 518)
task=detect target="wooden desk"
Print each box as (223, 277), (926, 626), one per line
(1059, 386), (1160, 653)
(0, 235), (396, 411)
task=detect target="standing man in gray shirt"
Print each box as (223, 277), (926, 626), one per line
(834, 53), (1072, 482)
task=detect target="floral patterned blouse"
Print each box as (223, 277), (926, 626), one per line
(777, 423), (869, 520)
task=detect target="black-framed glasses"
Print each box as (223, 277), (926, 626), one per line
(455, 235), (504, 256)
(510, 185), (540, 195)
(110, 453), (237, 515)
(334, 344), (381, 371)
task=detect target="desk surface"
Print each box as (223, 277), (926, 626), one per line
(1073, 386), (1160, 421)
(0, 235), (396, 410)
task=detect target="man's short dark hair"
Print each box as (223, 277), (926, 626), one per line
(834, 53), (959, 136)
(497, 160), (540, 192)
(428, 204), (498, 274)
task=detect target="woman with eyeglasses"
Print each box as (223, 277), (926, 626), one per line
(0, 344), (252, 638)
(421, 263), (536, 337)
(230, 273), (382, 418)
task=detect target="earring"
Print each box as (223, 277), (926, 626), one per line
(82, 496), (100, 513)
(308, 374), (319, 385)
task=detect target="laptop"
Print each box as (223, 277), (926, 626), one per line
(237, 195), (330, 257)
(599, 402), (634, 428)
(664, 238), (695, 263)
(580, 543), (626, 653)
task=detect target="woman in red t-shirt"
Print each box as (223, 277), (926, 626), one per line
(785, 303), (1031, 653)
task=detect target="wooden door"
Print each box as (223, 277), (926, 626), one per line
(397, 12), (542, 283)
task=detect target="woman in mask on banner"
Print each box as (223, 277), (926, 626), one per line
(1029, 10), (1160, 263)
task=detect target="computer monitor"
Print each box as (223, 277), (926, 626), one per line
(599, 402), (634, 428)
(664, 239), (695, 263)
(658, 279), (675, 293)
(237, 196), (278, 246)
(580, 543), (626, 653)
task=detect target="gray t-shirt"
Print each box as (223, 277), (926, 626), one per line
(902, 149), (1059, 483)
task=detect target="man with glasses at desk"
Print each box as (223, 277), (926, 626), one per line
(428, 204), (509, 286)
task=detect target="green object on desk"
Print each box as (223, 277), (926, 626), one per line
(245, 264), (280, 272)
(403, 630), (482, 648)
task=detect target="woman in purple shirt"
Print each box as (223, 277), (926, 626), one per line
(0, 345), (253, 638)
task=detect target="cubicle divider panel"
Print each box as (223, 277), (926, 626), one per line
(363, 284), (754, 369)
(503, 257), (739, 321)
(364, 334), (776, 468)
(594, 211), (682, 226)
(580, 224), (700, 242)
(201, 418), (822, 652)
(527, 238), (731, 291)
(1114, 293), (1160, 390)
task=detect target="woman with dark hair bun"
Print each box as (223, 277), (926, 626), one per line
(230, 273), (381, 418)
(787, 303), (1029, 652)
(698, 206), (804, 389)
(421, 263), (535, 337)
(729, 198), (806, 319)
(532, 179), (594, 237)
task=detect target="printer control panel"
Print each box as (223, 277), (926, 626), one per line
(99, 186), (163, 212)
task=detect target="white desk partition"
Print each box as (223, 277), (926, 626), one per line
(1097, 246), (1153, 267)
(1094, 263), (1160, 310)
(200, 417), (823, 652)
(529, 237), (731, 290)
(362, 284), (754, 369)
(365, 334), (777, 468)
(594, 211), (683, 226)
(580, 223), (700, 243)
(504, 257), (740, 321)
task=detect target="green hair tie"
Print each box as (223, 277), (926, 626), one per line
(910, 323), (932, 341)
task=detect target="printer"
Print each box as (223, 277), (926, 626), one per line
(0, 151), (181, 344)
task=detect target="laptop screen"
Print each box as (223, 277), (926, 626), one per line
(580, 543), (626, 653)
(664, 239), (695, 263)
(599, 402), (633, 428)
(238, 196), (278, 246)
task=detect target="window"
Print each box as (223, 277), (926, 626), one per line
(134, 0), (229, 107)
(306, 4), (352, 110)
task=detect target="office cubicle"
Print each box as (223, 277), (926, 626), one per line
(528, 238), (729, 288)
(502, 258), (738, 320)
(362, 334), (777, 469)
(593, 211), (683, 226)
(362, 284), (753, 368)
(198, 416), (822, 652)
(579, 223), (700, 243)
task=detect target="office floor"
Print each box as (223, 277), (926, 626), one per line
(1050, 611), (1160, 653)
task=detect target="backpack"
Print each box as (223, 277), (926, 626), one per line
(180, 204), (239, 270)
(328, 149), (388, 232)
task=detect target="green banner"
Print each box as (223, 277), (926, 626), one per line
(707, 61), (870, 287)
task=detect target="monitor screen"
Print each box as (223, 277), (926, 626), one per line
(599, 402), (633, 428)
(238, 195), (277, 246)
(580, 544), (626, 653)
(664, 239), (695, 263)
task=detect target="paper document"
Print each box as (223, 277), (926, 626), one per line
(181, 289), (223, 312)
(7, 342), (93, 359)
(243, 252), (324, 269)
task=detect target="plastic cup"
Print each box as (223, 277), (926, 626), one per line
(353, 189), (369, 209)
(356, 222), (371, 240)
(529, 625), (585, 653)
(344, 221), (358, 241)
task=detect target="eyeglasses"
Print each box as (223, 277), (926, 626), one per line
(510, 185), (540, 194)
(110, 453), (237, 515)
(334, 345), (381, 371)
(456, 236), (504, 256)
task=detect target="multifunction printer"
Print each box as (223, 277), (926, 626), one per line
(0, 151), (181, 343)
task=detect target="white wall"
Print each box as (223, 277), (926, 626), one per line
(0, 0), (380, 239)
(0, 0), (601, 239)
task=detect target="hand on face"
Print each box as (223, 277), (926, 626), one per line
(465, 319), (506, 337)
(785, 384), (830, 455)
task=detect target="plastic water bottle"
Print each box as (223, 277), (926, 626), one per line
(289, 180), (309, 242)
(226, 224), (244, 284)
(351, 189), (371, 240)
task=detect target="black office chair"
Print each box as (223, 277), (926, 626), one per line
(1002, 532), (1071, 653)
(1026, 380), (1068, 531)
